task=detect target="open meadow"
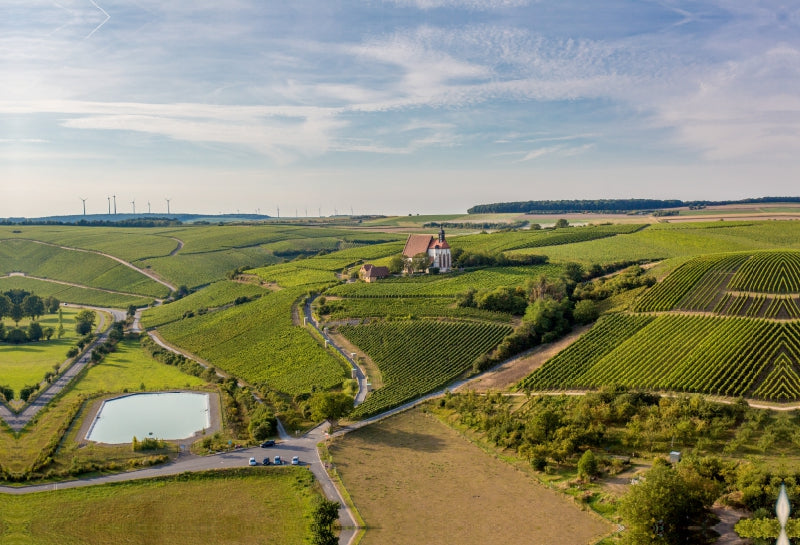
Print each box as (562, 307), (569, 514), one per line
(0, 469), (317, 545)
(327, 408), (612, 545)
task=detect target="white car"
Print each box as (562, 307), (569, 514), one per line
(248, 457), (257, 466)
(291, 456), (300, 465)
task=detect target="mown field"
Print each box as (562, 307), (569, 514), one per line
(0, 339), (207, 479)
(0, 308), (83, 396)
(0, 469), (317, 545)
(327, 408), (611, 545)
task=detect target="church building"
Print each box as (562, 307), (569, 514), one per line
(402, 228), (452, 273)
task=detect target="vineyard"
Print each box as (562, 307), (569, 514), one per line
(322, 296), (514, 323)
(0, 239), (168, 298)
(327, 265), (562, 298)
(633, 251), (800, 318)
(522, 314), (800, 402)
(157, 287), (348, 394)
(141, 280), (269, 328)
(340, 320), (512, 417)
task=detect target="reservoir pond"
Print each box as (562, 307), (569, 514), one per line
(86, 392), (210, 444)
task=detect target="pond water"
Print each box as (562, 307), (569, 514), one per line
(86, 392), (210, 444)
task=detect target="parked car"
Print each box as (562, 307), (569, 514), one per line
(262, 458), (271, 465)
(260, 440), (275, 448)
(274, 455), (282, 465)
(291, 456), (300, 465)
(248, 457), (257, 466)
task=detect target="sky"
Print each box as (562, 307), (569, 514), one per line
(2, 0), (799, 217)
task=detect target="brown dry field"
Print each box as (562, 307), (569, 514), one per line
(328, 409), (612, 545)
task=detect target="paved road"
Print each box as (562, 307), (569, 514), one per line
(0, 306), (126, 431)
(304, 296), (368, 405)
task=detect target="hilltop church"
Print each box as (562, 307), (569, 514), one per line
(402, 227), (452, 273)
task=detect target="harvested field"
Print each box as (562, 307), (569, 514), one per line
(328, 408), (612, 545)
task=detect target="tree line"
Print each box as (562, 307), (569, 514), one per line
(467, 196), (800, 214)
(0, 290), (62, 343)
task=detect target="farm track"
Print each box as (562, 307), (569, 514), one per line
(168, 237), (184, 256)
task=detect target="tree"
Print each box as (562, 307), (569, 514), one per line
(309, 392), (353, 422)
(22, 295), (45, 320)
(27, 322), (43, 342)
(43, 326), (54, 340)
(311, 498), (340, 545)
(387, 254), (405, 274)
(44, 296), (60, 314)
(0, 294), (10, 321)
(127, 305), (137, 317)
(577, 450), (599, 481)
(75, 309), (96, 335)
(573, 300), (599, 324)
(10, 304), (23, 326)
(619, 464), (709, 545)
(554, 218), (570, 228)
(408, 252), (431, 274)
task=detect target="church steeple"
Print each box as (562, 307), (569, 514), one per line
(439, 227), (445, 243)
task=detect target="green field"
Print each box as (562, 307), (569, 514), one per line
(0, 309), (84, 397)
(323, 296), (515, 323)
(340, 320), (512, 417)
(0, 276), (152, 308)
(0, 469), (317, 544)
(141, 280), (269, 328)
(0, 338), (208, 478)
(524, 248), (800, 402)
(0, 239), (168, 298)
(157, 289), (348, 394)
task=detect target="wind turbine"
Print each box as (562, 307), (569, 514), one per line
(113, 195), (117, 214)
(165, 198), (171, 215)
(147, 201), (151, 214)
(131, 199), (136, 214)
(79, 197), (87, 216)
(107, 196), (111, 215)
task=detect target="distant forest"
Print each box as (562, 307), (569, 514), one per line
(468, 197), (800, 215)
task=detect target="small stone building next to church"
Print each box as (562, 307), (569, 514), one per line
(359, 263), (390, 282)
(402, 228), (452, 273)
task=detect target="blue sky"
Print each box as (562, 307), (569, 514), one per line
(2, 0), (799, 217)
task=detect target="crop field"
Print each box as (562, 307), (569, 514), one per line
(0, 308), (83, 396)
(323, 296), (514, 323)
(340, 320), (512, 417)
(157, 288), (347, 394)
(0, 239), (168, 298)
(0, 276), (152, 308)
(522, 314), (800, 401)
(327, 408), (611, 545)
(139, 248), (282, 288)
(141, 280), (268, 328)
(0, 469), (316, 544)
(527, 220), (800, 266)
(634, 251), (800, 317)
(451, 223), (645, 254)
(328, 264), (562, 298)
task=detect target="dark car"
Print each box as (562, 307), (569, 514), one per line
(260, 440), (276, 448)
(262, 458), (271, 465)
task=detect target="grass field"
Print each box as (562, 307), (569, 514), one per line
(327, 408), (611, 545)
(0, 339), (207, 478)
(0, 469), (317, 544)
(0, 309), (83, 396)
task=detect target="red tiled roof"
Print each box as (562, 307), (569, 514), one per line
(360, 264), (389, 278)
(403, 234), (434, 258)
